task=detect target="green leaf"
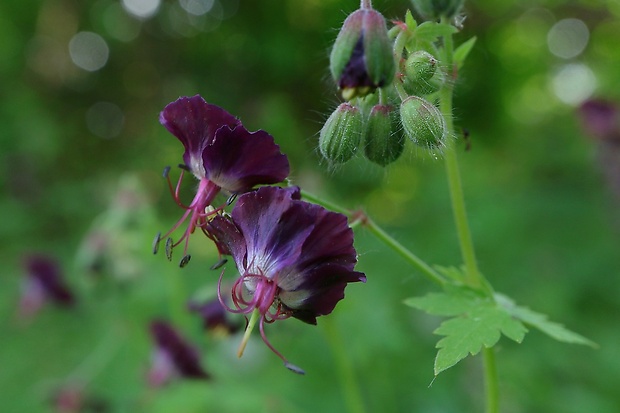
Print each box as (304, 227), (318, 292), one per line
(405, 10), (417, 31)
(496, 293), (597, 348)
(453, 36), (477, 69)
(404, 288), (480, 316)
(404, 287), (528, 375)
(433, 303), (527, 375)
(414, 22), (458, 44)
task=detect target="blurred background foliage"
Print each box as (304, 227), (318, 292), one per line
(1, 0), (619, 412)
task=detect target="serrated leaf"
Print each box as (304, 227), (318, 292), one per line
(453, 36), (477, 69)
(433, 305), (527, 375)
(414, 22), (458, 44)
(496, 293), (597, 348)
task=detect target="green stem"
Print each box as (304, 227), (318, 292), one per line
(322, 316), (366, 413)
(483, 348), (499, 413)
(438, 17), (482, 289)
(301, 190), (446, 286)
(440, 16), (498, 413)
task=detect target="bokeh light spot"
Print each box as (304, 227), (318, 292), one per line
(179, 0), (214, 16)
(552, 63), (596, 106)
(122, 0), (161, 19)
(547, 18), (589, 59)
(68, 32), (109, 72)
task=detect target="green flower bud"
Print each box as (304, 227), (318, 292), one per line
(319, 103), (363, 163)
(402, 56), (444, 96)
(400, 96), (448, 150)
(411, 0), (465, 20)
(405, 51), (437, 83)
(364, 105), (405, 166)
(330, 7), (395, 101)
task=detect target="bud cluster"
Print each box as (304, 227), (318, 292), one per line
(321, 4), (452, 166)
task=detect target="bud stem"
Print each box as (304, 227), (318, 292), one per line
(237, 308), (261, 358)
(360, 0), (372, 9)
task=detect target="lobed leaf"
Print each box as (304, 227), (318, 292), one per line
(432, 304), (527, 375)
(496, 293), (597, 348)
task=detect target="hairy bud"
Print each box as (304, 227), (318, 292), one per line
(320, 103), (363, 163)
(330, 7), (395, 100)
(364, 105), (405, 166)
(400, 96), (448, 150)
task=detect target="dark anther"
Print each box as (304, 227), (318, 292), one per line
(227, 193), (238, 205)
(210, 258), (228, 270)
(162, 166), (171, 178)
(285, 362), (306, 375)
(165, 238), (173, 261)
(152, 232), (162, 255)
(178, 164), (191, 172)
(179, 255), (191, 268)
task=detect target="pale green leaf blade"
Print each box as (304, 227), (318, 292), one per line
(414, 22), (458, 44)
(405, 10), (417, 31)
(433, 305), (527, 375)
(404, 292), (475, 316)
(508, 302), (596, 347)
(453, 36), (477, 69)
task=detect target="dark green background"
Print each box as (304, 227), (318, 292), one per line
(1, 0), (619, 412)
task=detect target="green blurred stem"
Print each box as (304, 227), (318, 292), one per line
(322, 317), (366, 413)
(300, 191), (446, 286)
(440, 17), (498, 413)
(483, 348), (499, 413)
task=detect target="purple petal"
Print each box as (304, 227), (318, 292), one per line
(206, 214), (247, 266)
(202, 125), (290, 193)
(232, 187), (314, 276)
(150, 320), (209, 380)
(280, 263), (366, 324)
(159, 95), (241, 177)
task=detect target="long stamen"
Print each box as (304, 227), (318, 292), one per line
(258, 315), (305, 375)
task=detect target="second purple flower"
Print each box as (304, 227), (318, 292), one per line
(154, 95), (290, 266)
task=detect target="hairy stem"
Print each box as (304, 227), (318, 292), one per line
(300, 191), (445, 286)
(440, 16), (498, 413)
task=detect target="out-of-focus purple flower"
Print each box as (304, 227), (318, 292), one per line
(148, 320), (209, 386)
(188, 296), (242, 336)
(579, 99), (620, 143)
(154, 95), (290, 266)
(20, 254), (74, 317)
(579, 99), (620, 199)
(52, 385), (108, 413)
(207, 186), (366, 372)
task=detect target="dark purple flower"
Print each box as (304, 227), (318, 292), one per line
(148, 320), (209, 386)
(20, 254), (74, 317)
(207, 186), (366, 371)
(188, 295), (242, 336)
(155, 95), (290, 265)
